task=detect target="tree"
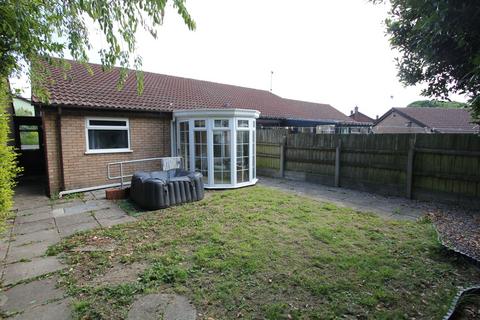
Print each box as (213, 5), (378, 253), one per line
(1, 0), (195, 97)
(373, 0), (480, 119)
(0, 0), (195, 223)
(407, 100), (467, 109)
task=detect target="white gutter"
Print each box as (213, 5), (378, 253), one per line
(58, 181), (131, 198)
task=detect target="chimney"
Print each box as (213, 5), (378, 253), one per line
(350, 110), (353, 115)
(354, 106), (358, 113)
(376, 115), (379, 120)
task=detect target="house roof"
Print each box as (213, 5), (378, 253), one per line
(376, 107), (477, 133)
(32, 59), (351, 123)
(349, 111), (373, 123)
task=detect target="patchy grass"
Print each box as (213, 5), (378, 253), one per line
(115, 199), (146, 217)
(51, 186), (479, 319)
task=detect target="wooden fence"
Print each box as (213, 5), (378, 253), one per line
(256, 129), (480, 204)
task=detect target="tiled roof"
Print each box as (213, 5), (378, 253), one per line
(390, 107), (477, 133)
(32, 59), (351, 122)
(349, 111), (373, 123)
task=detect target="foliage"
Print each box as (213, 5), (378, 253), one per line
(0, 0), (196, 100)
(407, 100), (468, 109)
(51, 186), (480, 319)
(373, 0), (480, 119)
(0, 79), (21, 231)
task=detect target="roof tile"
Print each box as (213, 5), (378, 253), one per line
(32, 59), (350, 122)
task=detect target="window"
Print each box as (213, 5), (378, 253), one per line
(19, 125), (40, 150)
(214, 119), (229, 128)
(194, 120), (206, 128)
(194, 130), (208, 180)
(213, 130), (231, 184)
(179, 121), (190, 170)
(238, 120), (249, 128)
(236, 130), (249, 183)
(86, 118), (130, 153)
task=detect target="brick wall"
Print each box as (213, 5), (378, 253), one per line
(43, 108), (171, 195)
(373, 110), (427, 134)
(42, 110), (62, 194)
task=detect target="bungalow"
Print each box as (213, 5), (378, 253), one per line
(373, 107), (478, 134)
(27, 59), (351, 196)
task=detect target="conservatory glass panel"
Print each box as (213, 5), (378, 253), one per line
(179, 121), (189, 170)
(194, 130), (208, 180)
(213, 130), (231, 184)
(236, 130), (249, 183)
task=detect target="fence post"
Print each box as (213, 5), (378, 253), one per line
(279, 135), (287, 177)
(406, 136), (416, 199)
(335, 138), (342, 187)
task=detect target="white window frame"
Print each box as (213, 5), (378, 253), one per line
(85, 117), (132, 154)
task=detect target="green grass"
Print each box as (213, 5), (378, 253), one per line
(51, 186), (480, 319)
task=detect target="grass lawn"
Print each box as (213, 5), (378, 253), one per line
(48, 186), (480, 319)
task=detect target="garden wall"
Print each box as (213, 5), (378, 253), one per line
(256, 129), (480, 205)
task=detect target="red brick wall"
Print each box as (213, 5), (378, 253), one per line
(42, 110), (62, 194)
(373, 111), (427, 134)
(42, 108), (171, 195)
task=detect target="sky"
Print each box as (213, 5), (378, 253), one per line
(10, 0), (466, 119)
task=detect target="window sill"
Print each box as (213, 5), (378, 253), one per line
(85, 149), (133, 155)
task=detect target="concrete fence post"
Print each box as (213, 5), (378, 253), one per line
(279, 135), (287, 177)
(406, 136), (416, 199)
(334, 138), (342, 187)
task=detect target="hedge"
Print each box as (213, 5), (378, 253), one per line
(0, 79), (20, 231)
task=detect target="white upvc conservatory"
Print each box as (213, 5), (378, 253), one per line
(172, 109), (260, 189)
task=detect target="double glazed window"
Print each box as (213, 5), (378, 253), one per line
(19, 125), (40, 150)
(86, 118), (130, 153)
(213, 119), (231, 184)
(236, 120), (250, 183)
(194, 121), (208, 180)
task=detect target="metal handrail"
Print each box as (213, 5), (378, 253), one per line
(107, 157), (182, 188)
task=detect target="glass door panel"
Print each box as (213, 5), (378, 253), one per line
(236, 130), (249, 183)
(194, 130), (208, 180)
(213, 130), (231, 184)
(178, 121), (190, 170)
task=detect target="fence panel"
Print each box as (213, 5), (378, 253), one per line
(256, 130), (480, 204)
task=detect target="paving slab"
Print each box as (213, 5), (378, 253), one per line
(0, 239), (9, 261)
(94, 207), (128, 220)
(58, 221), (100, 238)
(12, 298), (72, 320)
(128, 294), (196, 320)
(83, 192), (96, 201)
(13, 219), (56, 235)
(6, 240), (52, 263)
(11, 229), (60, 246)
(51, 200), (85, 211)
(85, 199), (112, 210)
(91, 190), (106, 200)
(16, 206), (52, 217)
(88, 262), (147, 286)
(55, 213), (96, 229)
(3, 256), (64, 286)
(13, 200), (51, 212)
(15, 211), (53, 224)
(97, 216), (136, 228)
(63, 202), (100, 215)
(0, 276), (64, 314)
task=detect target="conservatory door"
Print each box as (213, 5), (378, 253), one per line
(177, 121), (190, 170)
(212, 119), (232, 185)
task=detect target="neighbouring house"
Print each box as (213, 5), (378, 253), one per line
(373, 107), (479, 134)
(29, 59), (352, 196)
(315, 106), (374, 134)
(348, 106), (374, 124)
